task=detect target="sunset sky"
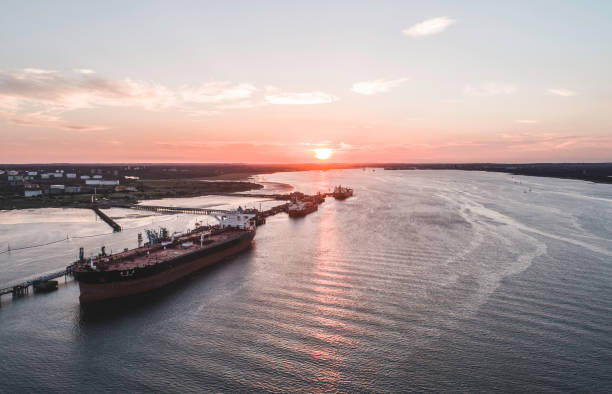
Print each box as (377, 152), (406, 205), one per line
(1, 1), (611, 163)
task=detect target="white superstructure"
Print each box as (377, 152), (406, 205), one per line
(210, 207), (256, 230)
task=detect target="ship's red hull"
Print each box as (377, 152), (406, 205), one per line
(288, 205), (318, 217)
(78, 233), (254, 304)
(332, 186), (353, 200)
(333, 192), (352, 200)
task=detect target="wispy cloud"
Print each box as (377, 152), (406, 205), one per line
(499, 132), (610, 151)
(352, 78), (408, 95)
(301, 141), (360, 154)
(0, 68), (176, 110)
(151, 140), (302, 162)
(21, 68), (56, 75)
(403, 17), (454, 37)
(339, 141), (353, 150)
(464, 81), (517, 96)
(265, 91), (337, 105)
(0, 68), (337, 130)
(0, 68), (179, 129)
(74, 68), (96, 75)
(548, 88), (576, 97)
(3, 111), (107, 131)
(180, 82), (256, 103)
(14, 118), (106, 131)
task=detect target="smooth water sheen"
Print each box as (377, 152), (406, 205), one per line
(1, 170), (611, 392)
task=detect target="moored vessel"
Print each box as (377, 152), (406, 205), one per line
(332, 185), (353, 200)
(72, 208), (256, 304)
(287, 201), (318, 217)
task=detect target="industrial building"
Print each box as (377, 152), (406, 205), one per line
(85, 179), (119, 186)
(24, 190), (43, 197)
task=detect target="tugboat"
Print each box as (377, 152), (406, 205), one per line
(332, 185), (353, 200)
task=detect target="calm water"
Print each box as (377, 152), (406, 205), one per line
(1, 170), (611, 392)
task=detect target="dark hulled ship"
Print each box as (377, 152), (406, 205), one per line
(287, 201), (318, 217)
(72, 208), (256, 304)
(332, 185), (353, 200)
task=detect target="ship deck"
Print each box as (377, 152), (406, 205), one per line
(75, 230), (246, 272)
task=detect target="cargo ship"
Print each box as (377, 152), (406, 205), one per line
(72, 208), (256, 304)
(332, 185), (353, 200)
(287, 200), (318, 217)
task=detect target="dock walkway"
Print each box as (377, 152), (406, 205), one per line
(0, 267), (72, 297)
(107, 203), (231, 215)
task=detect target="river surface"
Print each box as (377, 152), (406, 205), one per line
(0, 169), (611, 392)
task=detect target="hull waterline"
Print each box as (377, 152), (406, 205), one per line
(78, 232), (254, 304)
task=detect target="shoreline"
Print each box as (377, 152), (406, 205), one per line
(2, 163), (610, 210)
(383, 163), (612, 184)
(0, 180), (264, 211)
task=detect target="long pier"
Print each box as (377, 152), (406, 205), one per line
(0, 267), (73, 297)
(103, 191), (328, 223)
(92, 207), (122, 232)
(106, 203), (287, 226)
(107, 203), (231, 215)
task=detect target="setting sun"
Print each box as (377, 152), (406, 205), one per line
(314, 148), (333, 160)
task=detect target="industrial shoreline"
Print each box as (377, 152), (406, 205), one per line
(1, 163), (611, 211)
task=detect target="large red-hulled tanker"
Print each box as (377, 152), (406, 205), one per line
(72, 208), (256, 304)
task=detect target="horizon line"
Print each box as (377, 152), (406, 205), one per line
(1, 161), (611, 166)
